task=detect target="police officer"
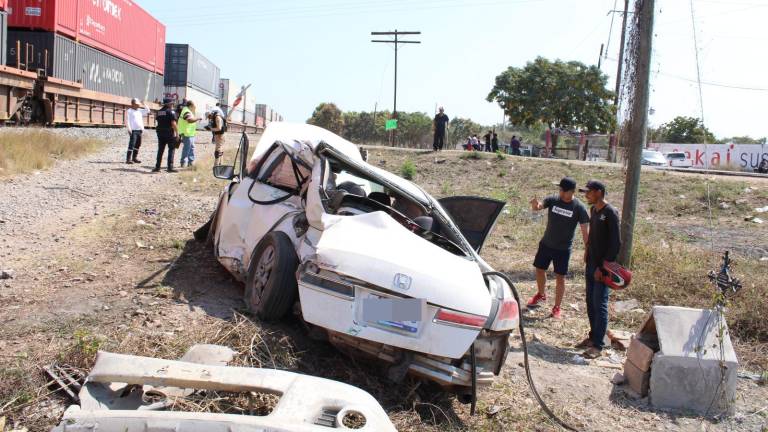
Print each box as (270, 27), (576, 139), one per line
(152, 98), (179, 173)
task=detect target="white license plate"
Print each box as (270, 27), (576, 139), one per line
(362, 296), (425, 335)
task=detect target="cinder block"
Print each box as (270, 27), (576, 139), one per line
(623, 359), (650, 396)
(627, 338), (654, 372)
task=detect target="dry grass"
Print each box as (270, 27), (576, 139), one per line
(365, 148), (768, 371)
(0, 129), (106, 177)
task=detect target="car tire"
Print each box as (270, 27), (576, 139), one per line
(245, 232), (299, 321)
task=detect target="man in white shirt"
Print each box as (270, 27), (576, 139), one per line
(126, 98), (150, 164)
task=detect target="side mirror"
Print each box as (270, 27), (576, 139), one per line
(213, 165), (235, 180)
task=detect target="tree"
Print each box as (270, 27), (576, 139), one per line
(655, 116), (715, 143)
(486, 57), (616, 150)
(718, 135), (766, 145)
(307, 103), (344, 134)
(449, 117), (483, 147)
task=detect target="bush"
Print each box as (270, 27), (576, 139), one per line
(495, 150), (507, 160)
(460, 151), (483, 160)
(400, 159), (416, 180)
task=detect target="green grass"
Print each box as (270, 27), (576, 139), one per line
(0, 129), (106, 177)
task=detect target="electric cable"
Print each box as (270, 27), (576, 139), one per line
(483, 271), (579, 432)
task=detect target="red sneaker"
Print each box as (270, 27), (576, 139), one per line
(550, 306), (562, 319)
(526, 293), (547, 308)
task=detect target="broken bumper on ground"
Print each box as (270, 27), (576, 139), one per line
(52, 351), (396, 432)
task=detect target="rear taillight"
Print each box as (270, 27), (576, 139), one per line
(433, 308), (486, 329)
(490, 298), (519, 331)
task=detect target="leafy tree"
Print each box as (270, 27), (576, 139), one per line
(718, 135), (766, 144)
(486, 57), (615, 149)
(655, 116), (715, 143)
(307, 103), (344, 134)
(449, 117), (483, 147)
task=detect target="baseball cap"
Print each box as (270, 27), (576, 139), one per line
(579, 180), (607, 194)
(553, 177), (577, 191)
(162, 97), (173, 105)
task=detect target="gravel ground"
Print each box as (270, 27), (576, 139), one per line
(0, 129), (220, 257)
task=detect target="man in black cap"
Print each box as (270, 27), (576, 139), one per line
(577, 180), (621, 358)
(527, 177), (590, 319)
(152, 98), (179, 173)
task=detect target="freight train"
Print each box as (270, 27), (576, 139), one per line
(0, 0), (280, 132)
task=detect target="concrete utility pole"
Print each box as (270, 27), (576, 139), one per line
(614, 0), (630, 107)
(371, 30), (421, 147)
(618, 0), (655, 266)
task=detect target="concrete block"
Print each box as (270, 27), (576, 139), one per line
(623, 360), (650, 396)
(627, 338), (654, 372)
(641, 306), (738, 417)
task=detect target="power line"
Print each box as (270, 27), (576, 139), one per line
(163, 0), (547, 26)
(603, 56), (768, 91)
(690, 0), (706, 127)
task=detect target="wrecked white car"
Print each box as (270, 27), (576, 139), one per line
(202, 123), (519, 400)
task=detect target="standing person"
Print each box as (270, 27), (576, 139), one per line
(577, 180), (621, 358)
(527, 177), (590, 319)
(152, 98), (179, 173)
(510, 135), (521, 156)
(178, 100), (201, 168)
(205, 110), (227, 165)
(433, 107), (449, 151)
(491, 132), (499, 152)
(483, 130), (492, 152)
(125, 98), (149, 164)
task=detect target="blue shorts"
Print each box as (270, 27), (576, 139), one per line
(533, 242), (571, 276)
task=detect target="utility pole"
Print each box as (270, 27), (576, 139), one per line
(618, 0), (655, 266)
(371, 30), (421, 147)
(613, 0), (630, 107)
(608, 0), (630, 162)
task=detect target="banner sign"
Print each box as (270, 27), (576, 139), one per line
(652, 143), (768, 171)
(385, 119), (398, 131)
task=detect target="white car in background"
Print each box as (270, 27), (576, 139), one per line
(199, 123), (519, 401)
(664, 151), (693, 168)
(641, 149), (668, 167)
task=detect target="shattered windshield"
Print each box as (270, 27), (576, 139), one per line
(322, 157), (468, 257)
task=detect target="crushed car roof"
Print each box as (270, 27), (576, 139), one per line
(253, 122), (429, 204)
(252, 122), (363, 162)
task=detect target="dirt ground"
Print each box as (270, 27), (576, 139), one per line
(0, 132), (766, 431)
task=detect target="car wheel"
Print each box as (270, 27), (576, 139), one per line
(245, 232), (299, 321)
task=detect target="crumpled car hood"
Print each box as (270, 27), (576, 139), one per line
(315, 212), (492, 317)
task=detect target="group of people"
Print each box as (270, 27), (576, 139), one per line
(528, 177), (621, 359)
(124, 97), (228, 172)
(463, 131), (501, 152)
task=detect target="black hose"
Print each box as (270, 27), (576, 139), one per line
(483, 271), (579, 432)
(470, 343), (477, 416)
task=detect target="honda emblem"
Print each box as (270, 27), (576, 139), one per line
(393, 273), (412, 291)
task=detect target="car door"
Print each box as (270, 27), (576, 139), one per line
(217, 141), (311, 277)
(437, 197), (505, 253)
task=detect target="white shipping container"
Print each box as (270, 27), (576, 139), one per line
(163, 85), (219, 130)
(219, 78), (256, 125)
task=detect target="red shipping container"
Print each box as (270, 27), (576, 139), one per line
(6, 0), (164, 74)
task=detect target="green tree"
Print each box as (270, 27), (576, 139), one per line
(656, 116), (715, 143)
(397, 112), (433, 148)
(718, 135), (766, 144)
(449, 117), (483, 147)
(486, 57), (615, 149)
(307, 103), (344, 134)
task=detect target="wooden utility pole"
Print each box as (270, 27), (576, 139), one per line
(371, 30), (421, 147)
(618, 0), (655, 266)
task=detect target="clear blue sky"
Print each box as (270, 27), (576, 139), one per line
(141, 0), (768, 139)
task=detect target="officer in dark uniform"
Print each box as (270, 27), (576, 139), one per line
(153, 98), (179, 173)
